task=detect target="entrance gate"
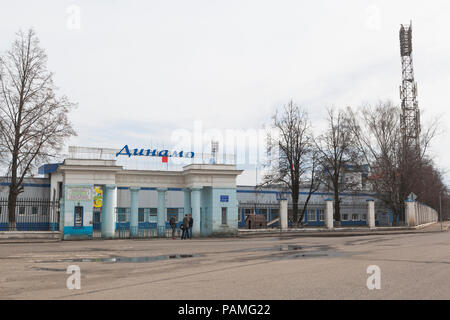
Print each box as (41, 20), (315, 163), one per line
(91, 207), (181, 239)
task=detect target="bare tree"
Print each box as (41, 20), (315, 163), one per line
(0, 29), (76, 229)
(415, 162), (447, 211)
(441, 190), (450, 222)
(349, 100), (440, 225)
(262, 100), (321, 226)
(297, 149), (322, 224)
(314, 107), (360, 224)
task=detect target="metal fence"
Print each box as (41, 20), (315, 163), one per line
(239, 201), (397, 229)
(92, 207), (184, 239)
(0, 198), (60, 231)
(68, 145), (236, 171)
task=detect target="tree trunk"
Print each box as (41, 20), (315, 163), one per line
(292, 188), (299, 227)
(392, 209), (399, 226)
(334, 189), (340, 222)
(7, 190), (18, 230)
(8, 146), (20, 230)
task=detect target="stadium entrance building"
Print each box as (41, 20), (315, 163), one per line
(43, 158), (242, 240)
(0, 146), (398, 238)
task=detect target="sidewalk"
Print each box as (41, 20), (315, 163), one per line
(0, 231), (61, 243)
(0, 222), (447, 243)
(238, 221), (450, 238)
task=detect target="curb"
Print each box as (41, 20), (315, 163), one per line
(0, 231), (61, 243)
(237, 223), (449, 238)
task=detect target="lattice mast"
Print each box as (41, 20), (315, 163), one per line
(399, 21), (421, 152)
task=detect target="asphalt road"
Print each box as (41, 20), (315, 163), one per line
(0, 226), (449, 299)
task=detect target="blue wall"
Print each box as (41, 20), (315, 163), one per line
(62, 184), (94, 240)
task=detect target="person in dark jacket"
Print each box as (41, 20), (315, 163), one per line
(181, 214), (189, 240)
(188, 214), (193, 239)
(169, 215), (177, 239)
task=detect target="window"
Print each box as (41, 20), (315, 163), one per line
(149, 208), (158, 223)
(41, 206), (48, 216)
(19, 206), (25, 215)
(352, 214), (359, 221)
(32, 206), (38, 215)
(361, 214), (367, 221)
(167, 208), (178, 221)
(0, 207), (2, 215)
(74, 206), (83, 227)
(138, 208), (145, 222)
(308, 210), (316, 221)
(258, 208), (267, 216)
(221, 207), (227, 225)
(117, 208), (128, 222)
(318, 210), (325, 221)
(270, 209), (279, 221)
(94, 210), (101, 224)
(342, 214), (349, 221)
(58, 182), (63, 200)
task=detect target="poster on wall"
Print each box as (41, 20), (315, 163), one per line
(93, 186), (103, 208)
(67, 187), (92, 201)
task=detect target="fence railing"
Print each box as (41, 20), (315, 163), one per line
(68, 145), (236, 171)
(240, 201), (395, 229)
(92, 207), (185, 239)
(0, 198), (60, 231)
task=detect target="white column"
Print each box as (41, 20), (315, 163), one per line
(325, 199), (334, 230)
(280, 199), (288, 231)
(157, 188), (167, 236)
(367, 199), (375, 229)
(191, 187), (202, 237)
(102, 184), (117, 238)
(405, 200), (416, 227)
(183, 188), (191, 217)
(129, 187), (140, 237)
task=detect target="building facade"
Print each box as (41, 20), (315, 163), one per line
(0, 159), (393, 238)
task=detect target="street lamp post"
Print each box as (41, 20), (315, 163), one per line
(439, 191), (443, 231)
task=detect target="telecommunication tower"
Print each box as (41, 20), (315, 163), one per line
(399, 21), (421, 151)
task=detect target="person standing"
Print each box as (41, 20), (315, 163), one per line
(181, 214), (189, 240)
(169, 215), (177, 240)
(180, 223), (185, 240)
(188, 214), (193, 239)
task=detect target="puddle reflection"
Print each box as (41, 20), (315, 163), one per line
(37, 254), (204, 264)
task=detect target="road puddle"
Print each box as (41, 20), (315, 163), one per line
(278, 245), (302, 251)
(32, 267), (67, 272)
(36, 254), (204, 264)
(234, 245), (303, 253)
(270, 248), (355, 261)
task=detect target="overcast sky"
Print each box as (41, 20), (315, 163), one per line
(1, 0), (449, 185)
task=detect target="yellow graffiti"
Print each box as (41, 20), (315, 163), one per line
(93, 186), (103, 208)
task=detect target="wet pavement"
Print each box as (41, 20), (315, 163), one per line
(0, 230), (449, 299)
(36, 254), (204, 264)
